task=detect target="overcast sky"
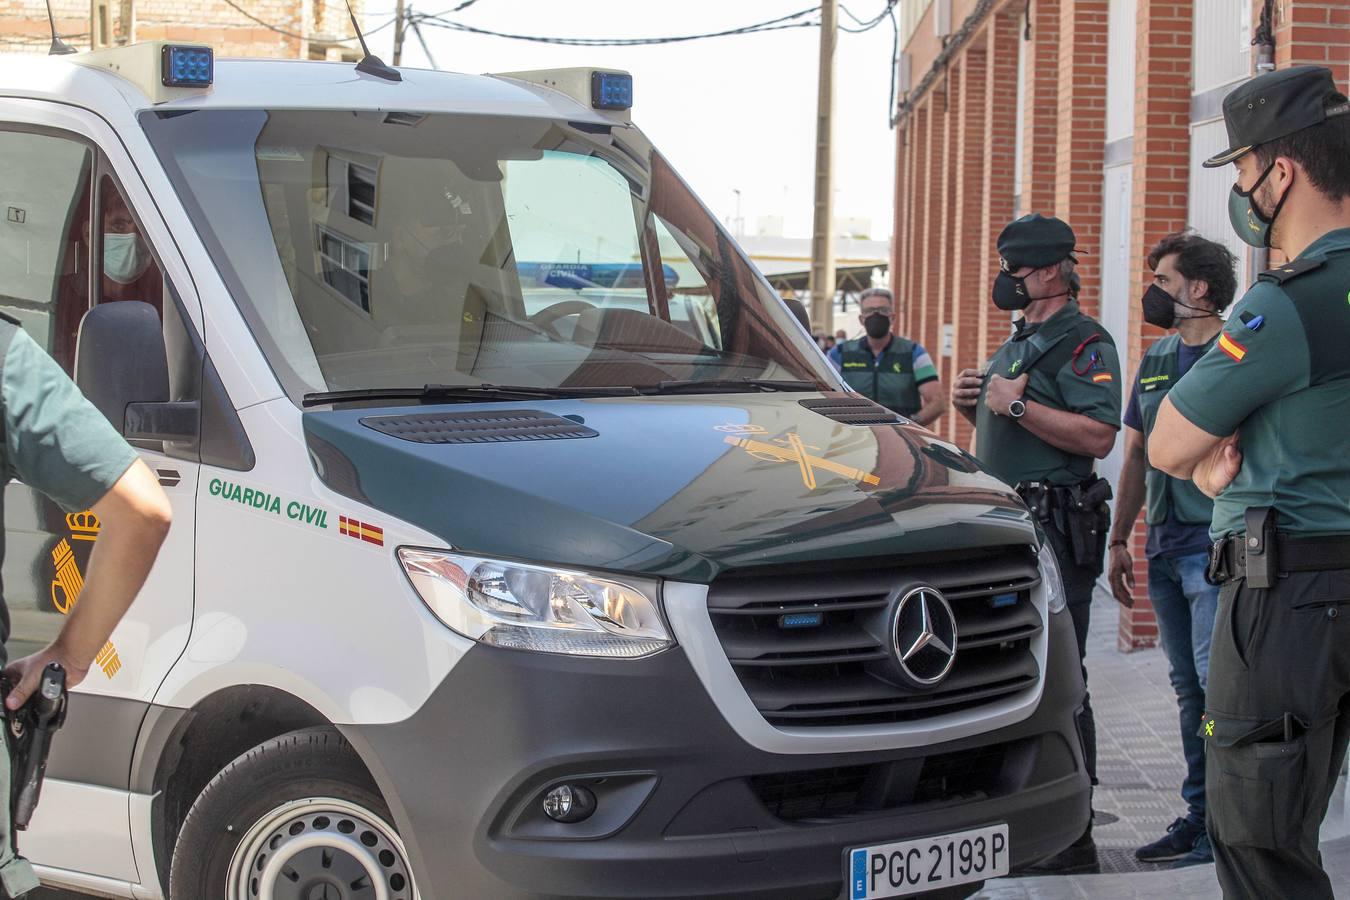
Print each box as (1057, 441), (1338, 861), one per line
(360, 0), (899, 242)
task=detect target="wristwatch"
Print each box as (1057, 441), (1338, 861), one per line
(1008, 398), (1027, 419)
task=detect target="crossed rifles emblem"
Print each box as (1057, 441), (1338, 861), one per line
(717, 424), (880, 490)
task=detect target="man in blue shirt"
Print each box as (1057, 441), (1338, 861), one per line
(1107, 231), (1237, 869)
(828, 288), (947, 425)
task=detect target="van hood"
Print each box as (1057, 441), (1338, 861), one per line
(302, 394), (1034, 583)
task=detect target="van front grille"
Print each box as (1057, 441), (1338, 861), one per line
(707, 547), (1043, 728)
(748, 743), (1015, 822)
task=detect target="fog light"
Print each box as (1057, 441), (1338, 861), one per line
(542, 784), (596, 823)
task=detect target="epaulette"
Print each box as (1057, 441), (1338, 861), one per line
(1258, 256), (1326, 285)
(0, 311), (20, 327)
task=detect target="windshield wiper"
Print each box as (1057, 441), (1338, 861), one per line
(301, 383), (642, 408)
(639, 379), (819, 396)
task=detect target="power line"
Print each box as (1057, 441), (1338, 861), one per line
(408, 6), (820, 47)
(218, 0), (396, 43)
(839, 1), (894, 33)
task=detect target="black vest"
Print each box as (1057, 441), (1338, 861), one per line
(1136, 333), (1216, 526)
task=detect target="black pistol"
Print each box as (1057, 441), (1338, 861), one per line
(7, 663), (67, 830)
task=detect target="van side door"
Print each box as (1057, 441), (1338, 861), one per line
(0, 101), (203, 887)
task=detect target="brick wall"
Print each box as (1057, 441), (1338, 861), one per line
(895, 0), (1350, 652)
(947, 45), (988, 447)
(1, 0), (367, 59)
(1270, 0), (1350, 87)
(1053, 0), (1109, 320)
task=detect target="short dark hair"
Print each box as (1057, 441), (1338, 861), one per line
(1253, 100), (1350, 201)
(1147, 231), (1239, 312)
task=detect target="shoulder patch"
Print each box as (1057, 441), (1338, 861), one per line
(1257, 256), (1326, 285)
(1069, 333), (1104, 376)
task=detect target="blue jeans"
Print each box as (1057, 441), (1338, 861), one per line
(1147, 550), (1219, 827)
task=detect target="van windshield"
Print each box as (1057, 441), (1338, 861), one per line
(139, 109), (836, 403)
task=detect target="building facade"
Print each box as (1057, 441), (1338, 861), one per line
(2, 0), (366, 60)
(893, 0), (1350, 647)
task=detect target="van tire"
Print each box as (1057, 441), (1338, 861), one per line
(168, 726), (417, 900)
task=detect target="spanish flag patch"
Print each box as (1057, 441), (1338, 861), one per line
(339, 515), (385, 547)
(1218, 332), (1247, 362)
(1092, 372), (1113, 384)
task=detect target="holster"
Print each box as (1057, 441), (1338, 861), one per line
(1020, 476), (1112, 570)
(1243, 506), (1278, 589)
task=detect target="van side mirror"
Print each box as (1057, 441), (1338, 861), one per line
(75, 302), (195, 442)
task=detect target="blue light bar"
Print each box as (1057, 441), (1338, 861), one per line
(161, 45), (213, 88)
(779, 612), (824, 629)
(591, 71), (632, 111)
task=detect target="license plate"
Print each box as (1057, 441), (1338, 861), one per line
(848, 824), (1009, 899)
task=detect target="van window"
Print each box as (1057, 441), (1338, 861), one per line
(0, 131), (92, 370)
(141, 109), (838, 402)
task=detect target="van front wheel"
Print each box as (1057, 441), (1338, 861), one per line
(169, 726), (418, 900)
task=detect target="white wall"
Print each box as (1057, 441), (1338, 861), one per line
(1194, 0), (1252, 95)
(1106, 0), (1139, 143)
(1190, 0), (1252, 291)
(1189, 119), (1251, 289)
(1097, 163), (1134, 496)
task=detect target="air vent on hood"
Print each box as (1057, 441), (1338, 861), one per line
(360, 410), (598, 444)
(799, 396), (907, 426)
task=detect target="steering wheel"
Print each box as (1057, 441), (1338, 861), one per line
(528, 299), (597, 339)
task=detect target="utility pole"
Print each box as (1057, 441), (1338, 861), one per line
(393, 0), (407, 65)
(807, 0), (837, 334)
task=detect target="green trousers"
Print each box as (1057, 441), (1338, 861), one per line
(1204, 569), (1350, 899)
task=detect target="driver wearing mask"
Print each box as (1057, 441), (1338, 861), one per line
(828, 287), (947, 426)
(99, 191), (158, 303)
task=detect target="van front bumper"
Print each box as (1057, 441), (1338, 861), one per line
(341, 608), (1089, 900)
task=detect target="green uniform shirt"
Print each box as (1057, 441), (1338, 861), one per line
(1168, 227), (1350, 538)
(975, 300), (1122, 487)
(0, 319), (139, 653)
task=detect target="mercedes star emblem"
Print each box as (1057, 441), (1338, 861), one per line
(892, 587), (958, 687)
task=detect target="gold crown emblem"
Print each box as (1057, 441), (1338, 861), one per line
(66, 510), (101, 540)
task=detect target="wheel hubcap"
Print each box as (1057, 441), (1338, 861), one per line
(227, 798), (417, 900)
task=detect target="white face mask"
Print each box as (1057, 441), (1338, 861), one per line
(103, 232), (150, 285)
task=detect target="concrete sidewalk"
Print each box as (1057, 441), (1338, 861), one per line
(977, 588), (1350, 899)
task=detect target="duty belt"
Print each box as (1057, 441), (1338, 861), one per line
(1205, 532), (1350, 585)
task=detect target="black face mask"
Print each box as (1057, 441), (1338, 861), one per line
(1141, 283), (1216, 330)
(992, 272), (1032, 310)
(863, 312), (892, 339)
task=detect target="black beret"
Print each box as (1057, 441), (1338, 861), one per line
(997, 213), (1077, 271)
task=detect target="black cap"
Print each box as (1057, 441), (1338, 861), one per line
(996, 214), (1078, 271)
(1203, 65), (1350, 168)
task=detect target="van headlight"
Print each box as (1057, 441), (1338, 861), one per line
(398, 549), (672, 658)
(1038, 541), (1067, 614)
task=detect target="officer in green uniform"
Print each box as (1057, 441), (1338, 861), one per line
(0, 313), (172, 895)
(828, 288), (947, 425)
(1107, 232), (1237, 869)
(1151, 66), (1350, 899)
(953, 213), (1122, 873)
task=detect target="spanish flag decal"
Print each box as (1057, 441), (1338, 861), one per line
(339, 515), (385, 547)
(1218, 332), (1247, 362)
(1092, 372), (1113, 384)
